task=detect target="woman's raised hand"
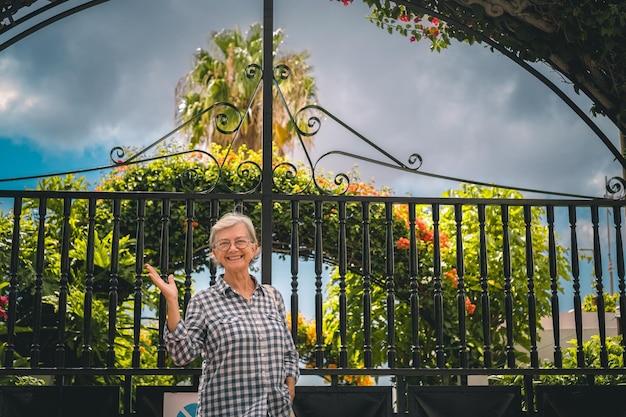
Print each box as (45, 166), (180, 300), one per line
(145, 263), (181, 332)
(145, 263), (178, 301)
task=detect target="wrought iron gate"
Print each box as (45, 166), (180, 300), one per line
(2, 1), (626, 417)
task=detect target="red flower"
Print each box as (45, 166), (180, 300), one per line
(410, 36), (416, 42)
(183, 220), (199, 231)
(0, 295), (8, 320)
(465, 298), (476, 315)
(431, 17), (439, 26)
(399, 13), (410, 22)
(396, 237), (410, 250)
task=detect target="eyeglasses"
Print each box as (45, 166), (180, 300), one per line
(214, 238), (251, 251)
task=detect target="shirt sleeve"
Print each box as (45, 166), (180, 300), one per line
(271, 286), (300, 382)
(163, 295), (207, 366)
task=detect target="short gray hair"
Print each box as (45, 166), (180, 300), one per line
(208, 212), (260, 265)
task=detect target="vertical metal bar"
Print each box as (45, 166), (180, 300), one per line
(107, 198), (121, 368)
(432, 204), (444, 367)
(613, 207), (626, 364)
(209, 201), (219, 286)
(314, 200), (324, 368)
(132, 199), (146, 368)
(124, 375), (132, 416)
(408, 203), (420, 368)
(290, 201), (300, 343)
(31, 197), (45, 367)
(385, 202), (396, 368)
(396, 375), (407, 415)
(56, 197), (72, 368)
(82, 198), (96, 368)
(6, 196), (22, 368)
(454, 204), (468, 375)
(338, 201), (348, 367)
(501, 204), (515, 368)
(184, 200), (195, 312)
(607, 207), (614, 295)
(157, 198), (171, 367)
(524, 205), (539, 368)
(260, 0), (274, 285)
(591, 206), (609, 367)
(523, 375), (535, 416)
(478, 204), (491, 367)
(547, 205), (562, 367)
(362, 202), (373, 368)
(569, 206), (585, 366)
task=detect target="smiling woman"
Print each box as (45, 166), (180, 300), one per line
(145, 211), (299, 417)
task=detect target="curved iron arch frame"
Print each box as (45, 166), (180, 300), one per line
(1, 0), (623, 198)
(390, 0), (626, 171)
(0, 0), (109, 52)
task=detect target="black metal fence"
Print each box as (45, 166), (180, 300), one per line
(1, 189), (625, 416)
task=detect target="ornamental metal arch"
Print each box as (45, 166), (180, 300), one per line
(0, 0), (108, 52)
(3, 0), (624, 187)
(3, 0), (625, 198)
(2, 0), (626, 281)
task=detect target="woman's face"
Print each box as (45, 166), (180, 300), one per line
(213, 222), (257, 273)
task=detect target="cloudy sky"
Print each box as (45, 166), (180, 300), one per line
(0, 0), (622, 198)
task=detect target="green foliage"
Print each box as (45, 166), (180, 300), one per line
(176, 23), (319, 154)
(0, 146), (573, 389)
(493, 335), (626, 389)
(582, 292), (619, 312)
(316, 184), (571, 376)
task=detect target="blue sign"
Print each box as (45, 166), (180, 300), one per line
(176, 402), (197, 417)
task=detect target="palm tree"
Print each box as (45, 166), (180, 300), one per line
(175, 23), (318, 157)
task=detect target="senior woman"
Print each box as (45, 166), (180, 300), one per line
(146, 212), (299, 417)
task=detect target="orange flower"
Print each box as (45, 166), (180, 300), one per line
(444, 269), (458, 288)
(183, 220), (199, 231)
(465, 297), (476, 315)
(396, 237), (410, 250)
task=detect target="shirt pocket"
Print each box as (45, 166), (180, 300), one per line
(217, 314), (248, 346)
(264, 313), (286, 341)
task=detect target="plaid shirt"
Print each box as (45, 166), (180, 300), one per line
(164, 275), (299, 417)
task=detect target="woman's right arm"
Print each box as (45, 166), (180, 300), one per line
(145, 263), (180, 332)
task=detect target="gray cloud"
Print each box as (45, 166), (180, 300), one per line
(0, 0), (621, 197)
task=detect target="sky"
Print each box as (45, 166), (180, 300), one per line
(0, 0), (623, 315)
(0, 0), (622, 197)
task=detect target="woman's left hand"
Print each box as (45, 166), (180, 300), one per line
(285, 376), (296, 400)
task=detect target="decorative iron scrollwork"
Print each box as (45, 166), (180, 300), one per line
(290, 103), (423, 195)
(107, 63), (424, 195)
(605, 176), (626, 200)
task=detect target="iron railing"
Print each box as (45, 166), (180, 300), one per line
(0, 189), (624, 415)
